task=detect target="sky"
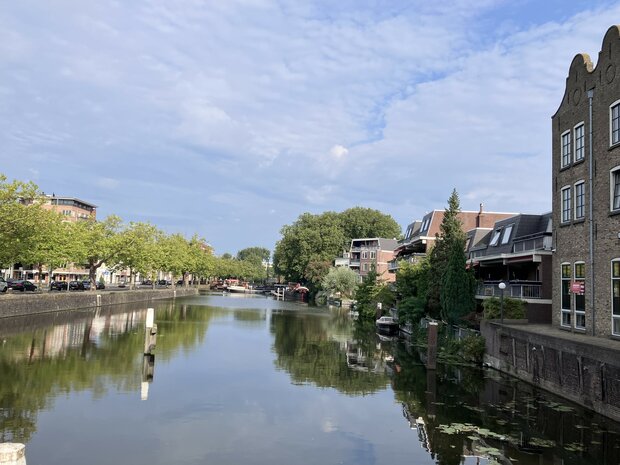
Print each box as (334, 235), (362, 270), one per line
(1, 0), (619, 255)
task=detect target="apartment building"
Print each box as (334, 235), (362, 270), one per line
(468, 213), (553, 323)
(42, 194), (97, 222)
(390, 206), (515, 272)
(552, 26), (620, 338)
(345, 238), (399, 283)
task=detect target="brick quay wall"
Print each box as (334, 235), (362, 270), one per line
(482, 321), (620, 422)
(0, 288), (199, 318)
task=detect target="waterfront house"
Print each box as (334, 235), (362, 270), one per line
(389, 205), (515, 273)
(468, 213), (553, 323)
(338, 238), (399, 283)
(552, 25), (620, 338)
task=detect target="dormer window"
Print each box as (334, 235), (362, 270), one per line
(489, 229), (501, 246)
(500, 224), (513, 245)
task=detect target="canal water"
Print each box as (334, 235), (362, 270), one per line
(0, 293), (618, 465)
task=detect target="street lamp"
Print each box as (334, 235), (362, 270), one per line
(498, 282), (506, 324)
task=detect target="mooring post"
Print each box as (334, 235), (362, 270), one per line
(0, 443), (26, 465)
(144, 308), (157, 355)
(141, 353), (155, 401)
(427, 321), (438, 370)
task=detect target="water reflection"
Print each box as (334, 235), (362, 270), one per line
(0, 295), (617, 465)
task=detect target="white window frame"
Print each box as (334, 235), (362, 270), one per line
(561, 129), (571, 168)
(611, 166), (620, 212)
(574, 180), (585, 220)
(361, 251), (368, 259)
(561, 186), (571, 223)
(610, 99), (620, 146)
(612, 259), (620, 336)
(500, 224), (513, 245)
(489, 228), (501, 246)
(574, 122), (585, 162)
(561, 262), (572, 327)
(370, 251), (376, 259)
(574, 261), (586, 330)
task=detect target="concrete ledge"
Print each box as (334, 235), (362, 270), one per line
(0, 288), (198, 318)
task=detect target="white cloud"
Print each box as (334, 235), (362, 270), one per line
(329, 145), (349, 159)
(1, 0), (618, 251)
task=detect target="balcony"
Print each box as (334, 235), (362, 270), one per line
(349, 260), (360, 267)
(476, 281), (542, 300)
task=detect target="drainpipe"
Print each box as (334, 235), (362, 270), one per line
(587, 89), (595, 336)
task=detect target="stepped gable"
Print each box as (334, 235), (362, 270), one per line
(555, 25), (620, 115)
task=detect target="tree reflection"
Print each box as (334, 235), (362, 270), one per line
(271, 311), (390, 395)
(0, 302), (220, 442)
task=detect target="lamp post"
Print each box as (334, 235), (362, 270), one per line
(498, 282), (506, 324)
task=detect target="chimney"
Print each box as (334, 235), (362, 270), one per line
(477, 203), (484, 227)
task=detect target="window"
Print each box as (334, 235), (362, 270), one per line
(62, 209), (72, 216)
(370, 251), (376, 259)
(613, 260), (620, 335)
(561, 130), (571, 168)
(561, 263), (571, 327)
(421, 218), (429, 232)
(361, 251), (368, 259)
(611, 101), (620, 146)
(362, 263), (369, 272)
(561, 187), (571, 223)
(574, 262), (585, 330)
(611, 167), (620, 212)
(574, 181), (585, 220)
(489, 229), (501, 246)
(500, 224), (513, 245)
(574, 123), (585, 162)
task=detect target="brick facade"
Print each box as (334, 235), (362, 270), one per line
(552, 26), (620, 338)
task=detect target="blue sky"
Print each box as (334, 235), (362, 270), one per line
(1, 0), (618, 254)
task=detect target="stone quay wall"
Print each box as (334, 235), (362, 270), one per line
(482, 321), (620, 422)
(0, 288), (199, 318)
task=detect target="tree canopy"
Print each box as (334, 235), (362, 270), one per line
(273, 208), (401, 287)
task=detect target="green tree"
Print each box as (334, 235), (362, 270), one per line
(273, 212), (345, 284)
(236, 247), (270, 266)
(321, 267), (359, 298)
(354, 267), (395, 320)
(426, 189), (466, 320)
(339, 207), (401, 241)
(71, 216), (129, 285)
(0, 174), (43, 268)
(115, 222), (161, 289)
(20, 208), (75, 288)
(395, 259), (430, 325)
(440, 238), (476, 324)
(273, 207), (401, 287)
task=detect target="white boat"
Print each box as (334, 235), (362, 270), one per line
(227, 285), (248, 293)
(376, 315), (399, 333)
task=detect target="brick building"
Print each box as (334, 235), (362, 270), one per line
(42, 194), (97, 222)
(389, 206), (515, 273)
(345, 238), (399, 283)
(552, 25), (620, 337)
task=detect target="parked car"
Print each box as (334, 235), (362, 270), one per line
(0, 277), (7, 293)
(50, 281), (68, 291)
(96, 281), (105, 290)
(157, 280), (170, 286)
(141, 279), (153, 286)
(81, 280), (91, 290)
(68, 280), (85, 291)
(7, 279), (37, 292)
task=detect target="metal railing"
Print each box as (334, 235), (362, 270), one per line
(476, 281), (542, 299)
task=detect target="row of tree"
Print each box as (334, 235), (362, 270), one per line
(0, 174), (269, 286)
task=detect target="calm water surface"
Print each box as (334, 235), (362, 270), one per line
(0, 293), (618, 465)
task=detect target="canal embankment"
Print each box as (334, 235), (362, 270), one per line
(482, 320), (620, 422)
(0, 288), (199, 318)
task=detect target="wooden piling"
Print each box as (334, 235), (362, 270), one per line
(427, 321), (438, 370)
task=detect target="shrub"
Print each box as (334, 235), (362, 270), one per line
(482, 297), (526, 320)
